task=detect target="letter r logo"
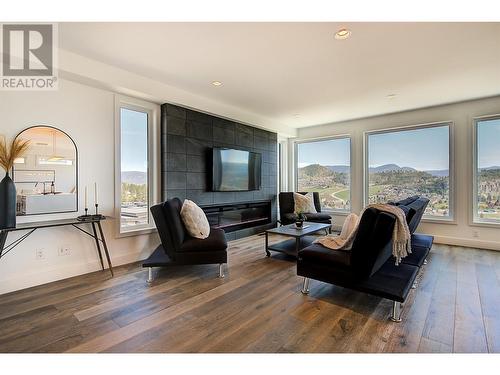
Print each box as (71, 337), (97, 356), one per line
(2, 24), (53, 76)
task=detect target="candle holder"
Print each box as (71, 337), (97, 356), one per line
(91, 203), (105, 220)
(77, 207), (93, 222)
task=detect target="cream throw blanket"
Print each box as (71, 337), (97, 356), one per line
(315, 204), (412, 265)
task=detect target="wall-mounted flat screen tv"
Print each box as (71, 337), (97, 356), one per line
(212, 147), (262, 191)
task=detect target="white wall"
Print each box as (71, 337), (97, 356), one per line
(0, 79), (159, 294)
(292, 96), (500, 251)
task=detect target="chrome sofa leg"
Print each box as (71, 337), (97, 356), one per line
(218, 263), (225, 278)
(301, 277), (310, 294)
(412, 281), (418, 289)
(147, 267), (154, 284)
(390, 301), (402, 322)
(423, 259), (428, 265)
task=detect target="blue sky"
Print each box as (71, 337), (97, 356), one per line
(121, 108), (148, 172)
(298, 138), (350, 168)
(478, 119), (500, 168)
(368, 126), (450, 170)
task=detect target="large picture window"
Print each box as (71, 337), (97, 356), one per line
(296, 137), (351, 211)
(115, 96), (158, 234)
(474, 116), (500, 224)
(366, 123), (452, 219)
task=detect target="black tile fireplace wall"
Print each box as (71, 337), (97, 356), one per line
(161, 103), (278, 239)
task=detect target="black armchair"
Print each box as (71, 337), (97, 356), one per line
(143, 198), (228, 283)
(297, 207), (433, 322)
(279, 192), (332, 233)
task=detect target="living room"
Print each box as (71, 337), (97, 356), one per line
(0, 1), (499, 373)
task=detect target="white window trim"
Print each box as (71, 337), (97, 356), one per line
(114, 94), (160, 237)
(293, 134), (353, 214)
(472, 114), (500, 227)
(363, 121), (456, 223)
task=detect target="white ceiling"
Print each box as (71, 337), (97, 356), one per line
(59, 22), (500, 129)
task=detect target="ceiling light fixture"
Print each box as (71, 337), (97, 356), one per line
(386, 94), (397, 99)
(335, 28), (351, 40)
(212, 81), (223, 86)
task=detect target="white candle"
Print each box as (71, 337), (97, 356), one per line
(94, 182), (98, 206)
(85, 186), (88, 209)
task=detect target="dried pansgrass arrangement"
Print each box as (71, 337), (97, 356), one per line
(0, 137), (30, 173)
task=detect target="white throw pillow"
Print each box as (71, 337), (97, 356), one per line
(294, 192), (317, 214)
(180, 199), (210, 239)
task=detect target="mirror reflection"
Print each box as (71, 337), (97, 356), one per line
(13, 126), (78, 215)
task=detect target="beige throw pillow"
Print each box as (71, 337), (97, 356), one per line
(294, 192), (317, 214)
(180, 199), (210, 239)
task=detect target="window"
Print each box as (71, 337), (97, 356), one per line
(474, 116), (500, 224)
(115, 96), (158, 234)
(366, 123), (452, 219)
(296, 137), (351, 211)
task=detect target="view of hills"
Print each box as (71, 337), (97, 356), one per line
(298, 163), (500, 218)
(122, 171), (147, 185)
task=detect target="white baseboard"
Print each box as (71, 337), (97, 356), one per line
(432, 235), (500, 251)
(0, 251), (148, 295)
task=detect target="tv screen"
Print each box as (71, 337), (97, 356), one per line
(212, 148), (262, 191)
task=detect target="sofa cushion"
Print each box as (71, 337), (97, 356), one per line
(180, 228), (228, 253)
(294, 192), (317, 214)
(162, 198), (186, 250)
(411, 233), (434, 249)
(180, 199), (210, 239)
(299, 244), (351, 268)
(396, 196), (420, 206)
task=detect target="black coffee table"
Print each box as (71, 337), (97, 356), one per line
(265, 222), (332, 259)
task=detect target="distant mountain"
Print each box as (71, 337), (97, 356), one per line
(369, 164), (416, 173)
(122, 171), (147, 185)
(298, 164), (334, 177)
(480, 166), (500, 171)
(326, 165), (350, 174)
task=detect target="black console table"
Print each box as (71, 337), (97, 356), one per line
(0, 217), (114, 277)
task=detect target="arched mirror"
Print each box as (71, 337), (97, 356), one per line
(12, 126), (78, 216)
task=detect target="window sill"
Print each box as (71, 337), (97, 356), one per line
(421, 217), (456, 225)
(470, 220), (500, 228)
(117, 227), (157, 239)
(322, 210), (351, 216)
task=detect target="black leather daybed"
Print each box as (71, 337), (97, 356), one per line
(297, 196), (433, 322)
(143, 198), (228, 283)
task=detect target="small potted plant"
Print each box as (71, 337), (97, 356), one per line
(295, 211), (307, 229)
(0, 136), (30, 229)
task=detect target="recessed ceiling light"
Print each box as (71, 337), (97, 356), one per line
(335, 28), (351, 40)
(387, 94), (397, 99)
(212, 81), (223, 86)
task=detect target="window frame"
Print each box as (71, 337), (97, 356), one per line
(294, 135), (353, 214)
(363, 121), (455, 223)
(114, 95), (160, 237)
(472, 114), (500, 227)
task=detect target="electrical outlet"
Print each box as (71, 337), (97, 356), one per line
(58, 245), (71, 256)
(35, 248), (45, 260)
(472, 230), (479, 238)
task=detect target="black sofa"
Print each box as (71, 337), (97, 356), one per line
(297, 197), (434, 322)
(143, 198), (228, 282)
(279, 192), (332, 233)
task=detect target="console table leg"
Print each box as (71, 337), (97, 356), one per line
(97, 222), (114, 277)
(0, 231), (7, 258)
(91, 222), (105, 271)
(147, 267), (154, 284)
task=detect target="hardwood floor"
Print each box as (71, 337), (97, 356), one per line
(0, 234), (498, 353)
